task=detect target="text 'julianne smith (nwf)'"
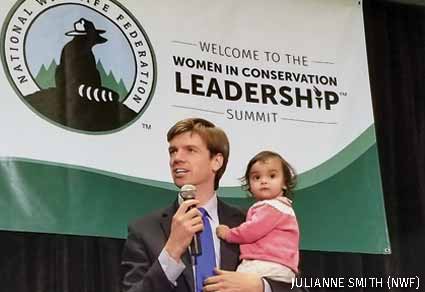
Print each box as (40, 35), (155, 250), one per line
(291, 276), (420, 290)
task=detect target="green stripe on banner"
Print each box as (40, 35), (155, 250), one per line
(296, 143), (390, 254)
(0, 125), (377, 199)
(0, 143), (389, 253)
(296, 125), (376, 190)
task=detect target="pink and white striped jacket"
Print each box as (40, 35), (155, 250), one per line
(226, 197), (299, 273)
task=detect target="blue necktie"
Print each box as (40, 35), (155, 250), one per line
(196, 207), (216, 292)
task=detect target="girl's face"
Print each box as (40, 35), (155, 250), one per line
(248, 157), (286, 200)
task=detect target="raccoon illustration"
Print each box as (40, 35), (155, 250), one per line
(26, 18), (137, 131)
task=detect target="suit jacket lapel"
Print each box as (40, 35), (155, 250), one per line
(217, 199), (242, 271)
(160, 200), (195, 292)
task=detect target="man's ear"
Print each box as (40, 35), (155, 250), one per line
(211, 153), (224, 172)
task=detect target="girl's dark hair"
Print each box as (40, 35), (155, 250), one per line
(241, 150), (297, 197)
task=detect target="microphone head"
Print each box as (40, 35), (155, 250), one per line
(180, 184), (196, 200)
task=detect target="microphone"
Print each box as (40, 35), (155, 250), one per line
(179, 184), (202, 258)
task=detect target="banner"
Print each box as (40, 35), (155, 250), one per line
(0, 0), (390, 253)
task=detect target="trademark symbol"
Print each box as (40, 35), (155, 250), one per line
(142, 123), (152, 130)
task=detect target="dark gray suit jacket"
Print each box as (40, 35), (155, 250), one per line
(121, 199), (297, 292)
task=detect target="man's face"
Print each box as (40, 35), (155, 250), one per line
(168, 131), (222, 191)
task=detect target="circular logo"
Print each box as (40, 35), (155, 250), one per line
(1, 0), (156, 133)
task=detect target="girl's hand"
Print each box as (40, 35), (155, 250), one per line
(216, 224), (230, 240)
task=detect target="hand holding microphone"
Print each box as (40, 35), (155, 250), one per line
(164, 184), (202, 262)
(179, 184), (202, 257)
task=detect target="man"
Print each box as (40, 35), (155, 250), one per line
(121, 118), (297, 292)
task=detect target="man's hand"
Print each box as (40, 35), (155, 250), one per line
(203, 269), (263, 292)
(164, 199), (202, 262)
(216, 224), (230, 240)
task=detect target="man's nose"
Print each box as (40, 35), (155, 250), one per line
(171, 150), (185, 163)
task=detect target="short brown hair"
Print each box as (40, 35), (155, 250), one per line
(241, 150), (297, 197)
(167, 118), (229, 190)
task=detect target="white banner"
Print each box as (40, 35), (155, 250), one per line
(1, 0), (372, 187)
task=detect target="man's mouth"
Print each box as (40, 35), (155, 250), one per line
(174, 168), (189, 175)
